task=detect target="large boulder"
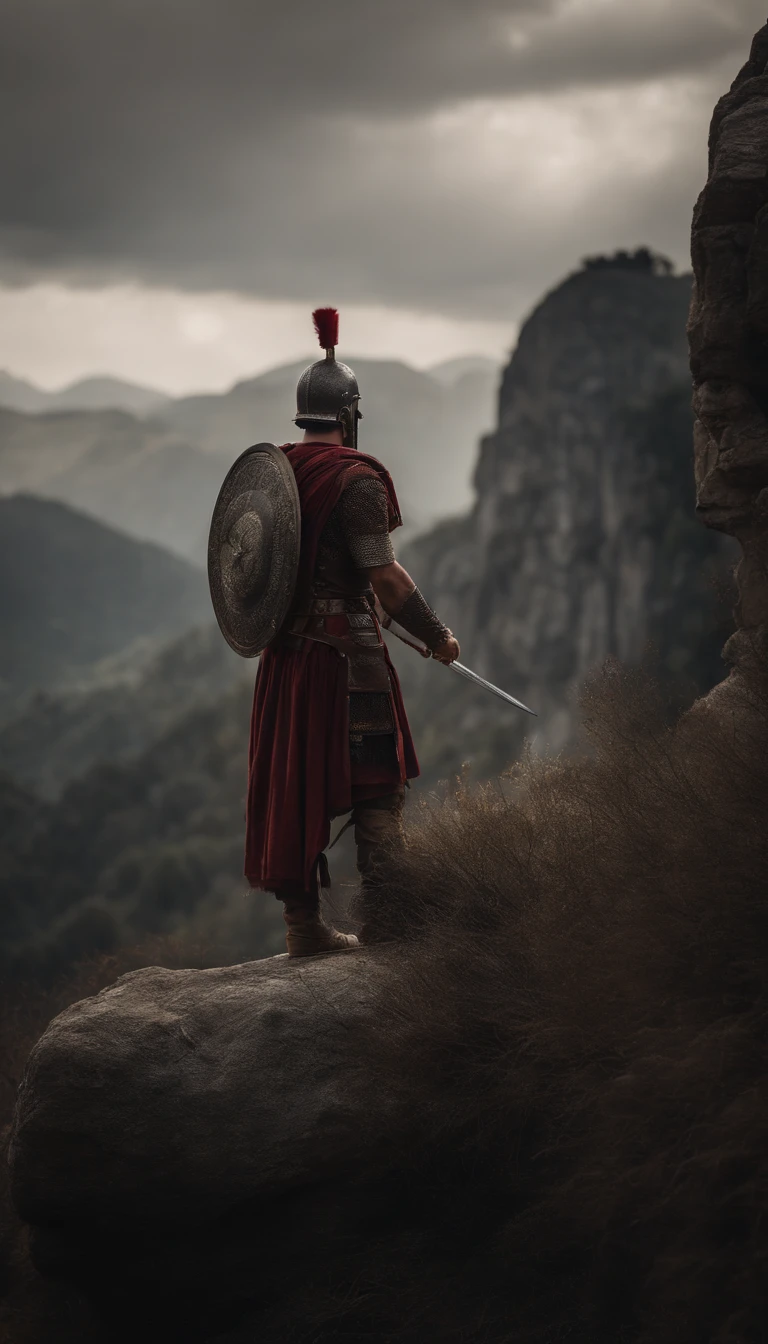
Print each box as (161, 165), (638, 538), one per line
(10, 949), (396, 1230)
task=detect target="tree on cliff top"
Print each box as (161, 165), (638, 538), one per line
(581, 246), (675, 275)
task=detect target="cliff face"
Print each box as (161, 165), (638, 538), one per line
(689, 24), (768, 690)
(399, 262), (733, 775)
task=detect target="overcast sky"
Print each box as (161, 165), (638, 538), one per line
(1, 0), (764, 393)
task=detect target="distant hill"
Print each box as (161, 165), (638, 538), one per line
(428, 355), (501, 386)
(0, 406), (153, 494)
(44, 427), (224, 560)
(0, 370), (49, 414)
(45, 375), (170, 416)
(0, 407), (223, 560)
(0, 623), (245, 798)
(0, 371), (169, 416)
(0, 496), (209, 714)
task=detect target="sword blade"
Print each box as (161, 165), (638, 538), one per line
(448, 660), (537, 717)
(382, 622), (536, 716)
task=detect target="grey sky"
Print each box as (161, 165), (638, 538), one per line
(0, 0), (764, 389)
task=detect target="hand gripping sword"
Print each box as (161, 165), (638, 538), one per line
(383, 623), (537, 718)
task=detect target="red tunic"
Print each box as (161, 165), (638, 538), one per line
(244, 441), (419, 894)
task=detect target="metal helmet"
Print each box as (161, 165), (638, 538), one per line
(294, 307), (362, 449)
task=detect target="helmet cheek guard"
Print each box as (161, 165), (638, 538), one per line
(294, 308), (362, 449)
(337, 395), (361, 451)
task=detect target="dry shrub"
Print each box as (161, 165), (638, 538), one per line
(337, 660), (768, 1343)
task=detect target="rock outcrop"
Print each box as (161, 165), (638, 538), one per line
(396, 257), (732, 780)
(10, 950), (397, 1228)
(9, 949), (412, 1340)
(689, 23), (768, 688)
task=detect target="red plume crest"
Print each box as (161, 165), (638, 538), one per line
(312, 307), (339, 352)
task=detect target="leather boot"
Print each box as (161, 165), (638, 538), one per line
(283, 895), (359, 958)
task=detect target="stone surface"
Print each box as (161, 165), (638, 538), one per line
(396, 259), (732, 776)
(689, 21), (768, 676)
(10, 948), (397, 1227)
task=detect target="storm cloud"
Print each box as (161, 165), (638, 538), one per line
(1, 0), (764, 320)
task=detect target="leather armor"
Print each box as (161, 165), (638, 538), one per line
(282, 476), (398, 754)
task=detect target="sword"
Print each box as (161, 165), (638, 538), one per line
(448, 659), (537, 716)
(384, 624), (537, 717)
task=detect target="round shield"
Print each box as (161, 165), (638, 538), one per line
(207, 443), (300, 657)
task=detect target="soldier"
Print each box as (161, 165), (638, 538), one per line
(210, 309), (459, 957)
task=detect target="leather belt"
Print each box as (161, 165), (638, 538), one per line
(291, 630), (364, 657)
(280, 597), (382, 658)
(279, 598), (392, 693)
(282, 625), (382, 658)
(295, 596), (372, 615)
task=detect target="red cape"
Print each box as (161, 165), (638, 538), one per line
(244, 442), (419, 894)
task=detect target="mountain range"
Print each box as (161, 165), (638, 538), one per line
(0, 371), (170, 417)
(0, 405), (225, 559)
(0, 357), (500, 560)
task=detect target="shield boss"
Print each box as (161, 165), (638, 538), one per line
(208, 443), (300, 657)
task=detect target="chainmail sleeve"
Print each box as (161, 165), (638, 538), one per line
(394, 587), (451, 653)
(339, 476), (396, 569)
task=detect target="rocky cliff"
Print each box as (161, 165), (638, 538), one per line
(689, 22), (768, 704)
(397, 257), (733, 778)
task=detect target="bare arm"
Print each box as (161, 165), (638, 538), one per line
(368, 560), (415, 614)
(368, 561), (460, 665)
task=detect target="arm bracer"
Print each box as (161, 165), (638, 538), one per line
(394, 586), (451, 653)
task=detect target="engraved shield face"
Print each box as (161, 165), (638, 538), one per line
(208, 443), (300, 657)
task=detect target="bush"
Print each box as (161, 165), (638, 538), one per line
(343, 661), (768, 1343)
